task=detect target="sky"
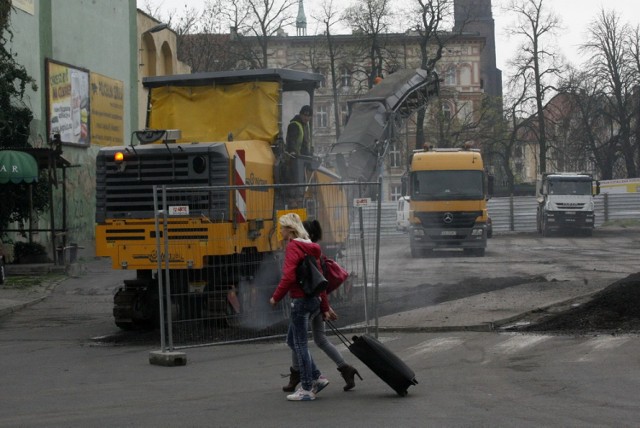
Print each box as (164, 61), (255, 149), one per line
(137, 0), (640, 78)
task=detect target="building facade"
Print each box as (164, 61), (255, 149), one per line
(262, 0), (500, 201)
(5, 1), (185, 255)
(137, 10), (191, 129)
(266, 33), (489, 201)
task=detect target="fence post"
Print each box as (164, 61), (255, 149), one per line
(509, 194), (515, 231)
(149, 185), (187, 367)
(604, 193), (609, 223)
(357, 184), (369, 335)
(373, 178), (382, 338)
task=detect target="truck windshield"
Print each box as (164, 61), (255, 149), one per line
(411, 170), (484, 201)
(548, 180), (592, 195)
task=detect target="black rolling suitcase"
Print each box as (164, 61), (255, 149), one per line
(328, 321), (418, 396)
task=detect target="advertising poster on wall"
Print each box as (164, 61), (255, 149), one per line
(12, 0), (35, 15)
(47, 60), (90, 146)
(89, 73), (125, 146)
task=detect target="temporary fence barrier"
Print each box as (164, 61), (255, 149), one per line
(153, 181), (382, 350)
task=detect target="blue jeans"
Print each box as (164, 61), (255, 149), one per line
(286, 297), (321, 391)
(292, 309), (346, 371)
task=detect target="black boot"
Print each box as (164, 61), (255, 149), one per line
(338, 364), (362, 391)
(282, 367), (300, 392)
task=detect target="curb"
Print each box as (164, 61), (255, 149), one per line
(368, 291), (603, 334)
(0, 295), (48, 318)
(0, 276), (68, 319)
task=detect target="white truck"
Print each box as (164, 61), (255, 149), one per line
(396, 196), (410, 231)
(536, 172), (600, 236)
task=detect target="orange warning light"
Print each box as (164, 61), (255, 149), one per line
(114, 152), (124, 162)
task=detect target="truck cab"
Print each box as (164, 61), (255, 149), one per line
(536, 172), (600, 236)
(406, 147), (493, 257)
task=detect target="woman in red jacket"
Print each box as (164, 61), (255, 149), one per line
(281, 219), (361, 393)
(270, 213), (330, 401)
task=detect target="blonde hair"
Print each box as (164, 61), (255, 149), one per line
(279, 213), (309, 240)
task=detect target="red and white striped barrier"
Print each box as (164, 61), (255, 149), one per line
(234, 150), (247, 223)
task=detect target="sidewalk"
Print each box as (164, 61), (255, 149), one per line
(0, 262), (83, 318)
(0, 258), (614, 331)
(375, 278), (611, 332)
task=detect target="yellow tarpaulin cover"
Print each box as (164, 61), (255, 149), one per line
(148, 81), (281, 143)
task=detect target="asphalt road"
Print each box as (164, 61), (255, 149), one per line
(380, 228), (640, 287)
(0, 229), (639, 426)
(366, 228), (640, 319)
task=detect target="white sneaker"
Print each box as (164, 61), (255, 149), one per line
(286, 387), (315, 401)
(312, 375), (330, 394)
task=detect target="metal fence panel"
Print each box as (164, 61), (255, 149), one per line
(487, 193), (640, 233)
(373, 193), (640, 236)
(154, 182), (381, 349)
(488, 197), (538, 233)
(596, 193), (640, 225)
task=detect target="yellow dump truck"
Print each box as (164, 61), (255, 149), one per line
(95, 69), (347, 329)
(405, 147), (493, 257)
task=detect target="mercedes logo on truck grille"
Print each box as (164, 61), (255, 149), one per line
(443, 212), (454, 224)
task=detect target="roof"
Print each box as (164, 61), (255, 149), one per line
(143, 68), (323, 92)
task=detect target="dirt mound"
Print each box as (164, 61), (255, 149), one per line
(516, 273), (640, 334)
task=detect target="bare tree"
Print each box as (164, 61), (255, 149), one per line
(558, 68), (626, 180)
(343, 0), (395, 89)
(407, 0), (453, 150)
(312, 0), (348, 138)
(506, 0), (562, 175)
(581, 9), (637, 177)
(424, 90), (483, 148)
(140, 0), (247, 72)
(173, 1), (247, 72)
(242, 0), (298, 68)
(629, 24), (640, 169)
(487, 83), (531, 194)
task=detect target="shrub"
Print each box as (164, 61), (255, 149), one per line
(13, 242), (47, 263)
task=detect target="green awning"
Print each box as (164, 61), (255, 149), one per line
(0, 150), (39, 184)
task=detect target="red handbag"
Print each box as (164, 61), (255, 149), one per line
(322, 256), (349, 294)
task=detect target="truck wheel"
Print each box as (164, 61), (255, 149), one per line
(115, 321), (134, 330)
(542, 219), (550, 237)
(410, 246), (421, 258)
(536, 211), (543, 234)
(583, 228), (593, 237)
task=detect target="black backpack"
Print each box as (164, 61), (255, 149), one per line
(296, 254), (328, 296)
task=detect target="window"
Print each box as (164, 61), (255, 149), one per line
(315, 104), (328, 128)
(340, 68), (351, 87)
(389, 143), (400, 168)
(459, 65), (471, 86)
(390, 185), (402, 202)
(341, 103), (349, 126)
(442, 102), (452, 121)
(314, 68), (326, 88)
(515, 146), (523, 158)
(459, 101), (471, 121)
(411, 170), (484, 201)
(445, 66), (456, 85)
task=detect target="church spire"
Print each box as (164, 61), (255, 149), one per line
(296, 0), (307, 36)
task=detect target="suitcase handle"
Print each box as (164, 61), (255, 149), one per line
(326, 319), (353, 348)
